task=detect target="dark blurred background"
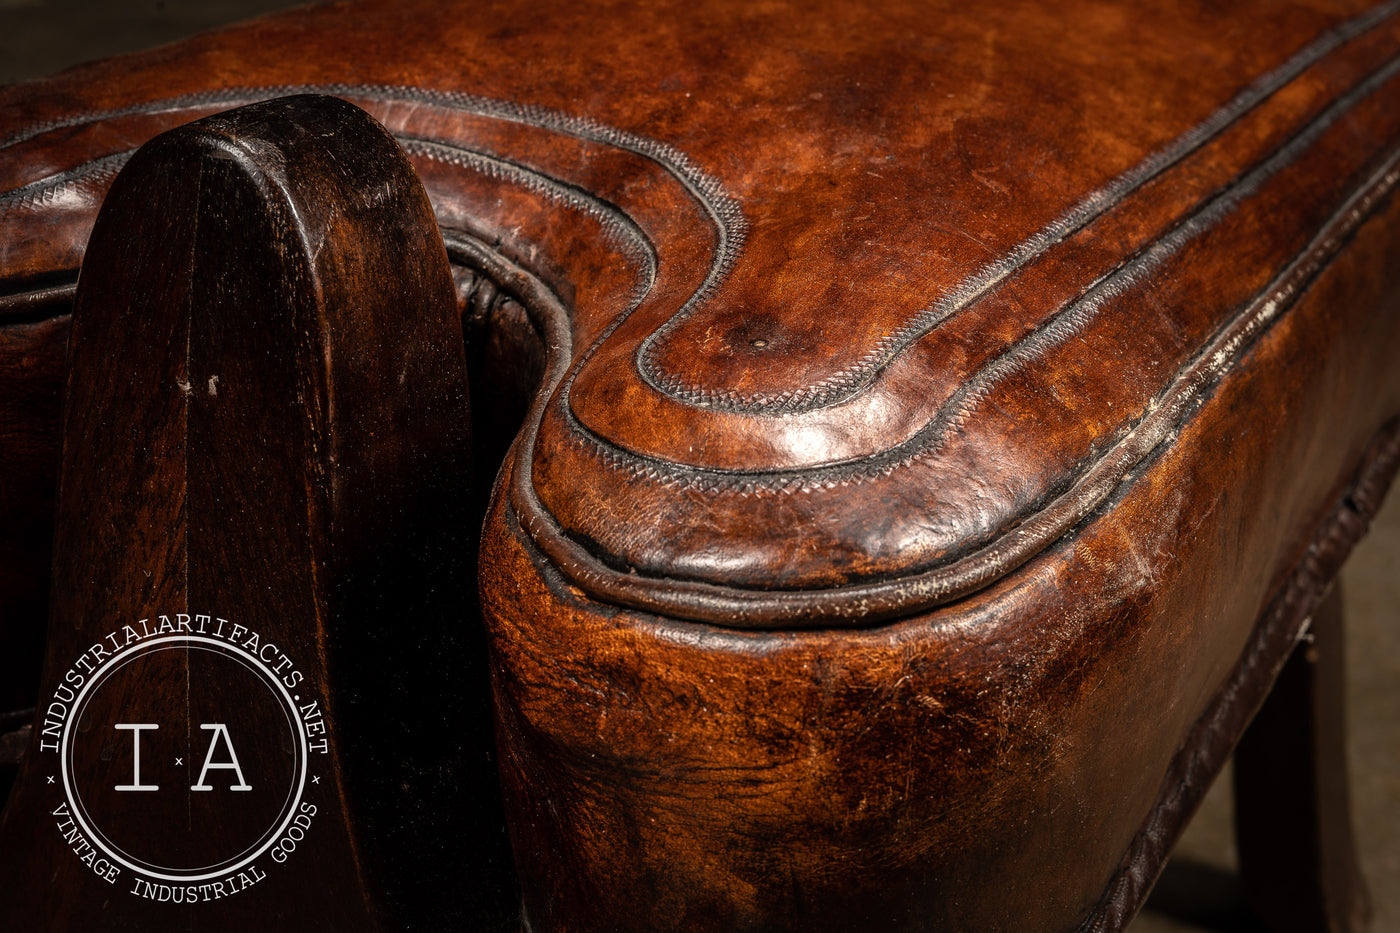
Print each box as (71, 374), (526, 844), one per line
(0, 0), (303, 84)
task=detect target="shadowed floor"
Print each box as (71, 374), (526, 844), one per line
(2, 2), (1396, 930)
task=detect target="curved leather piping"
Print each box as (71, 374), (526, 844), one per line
(513, 141), (1400, 627)
(4, 36), (1400, 628)
(636, 0), (1400, 414)
(3, 1), (1396, 470)
(551, 49), (1400, 494)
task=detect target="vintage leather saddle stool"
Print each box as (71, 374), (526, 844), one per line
(1, 1), (1398, 930)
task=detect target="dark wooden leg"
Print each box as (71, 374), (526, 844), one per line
(0, 95), (512, 929)
(1234, 585), (1371, 933)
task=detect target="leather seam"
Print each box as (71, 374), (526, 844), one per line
(547, 50), (1400, 496)
(511, 144), (1400, 625)
(632, 0), (1400, 412)
(1073, 417), (1400, 933)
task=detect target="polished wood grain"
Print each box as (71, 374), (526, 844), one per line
(0, 94), (512, 930)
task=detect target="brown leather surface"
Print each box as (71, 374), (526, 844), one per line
(1084, 423), (1400, 933)
(482, 196), (1400, 930)
(2, 0), (1400, 929)
(3, 0), (1400, 625)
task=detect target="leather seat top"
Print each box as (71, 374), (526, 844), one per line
(4, 0), (1400, 626)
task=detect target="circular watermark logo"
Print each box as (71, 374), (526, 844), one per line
(36, 614), (328, 902)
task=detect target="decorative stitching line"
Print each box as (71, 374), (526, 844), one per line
(400, 136), (662, 415)
(632, 0), (1400, 414)
(512, 138), (1400, 624)
(0, 3), (1394, 426)
(398, 135), (657, 306)
(0, 151), (130, 209)
(0, 84), (741, 459)
(0, 82), (744, 359)
(551, 52), (1400, 497)
(5, 51), (1395, 510)
(3, 61), (1396, 624)
(0, 136), (657, 356)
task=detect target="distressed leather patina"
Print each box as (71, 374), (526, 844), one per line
(2, 1), (1399, 930)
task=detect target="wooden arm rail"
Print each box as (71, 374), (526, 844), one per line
(0, 94), (512, 930)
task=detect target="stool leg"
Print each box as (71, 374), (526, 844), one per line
(1233, 585), (1371, 932)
